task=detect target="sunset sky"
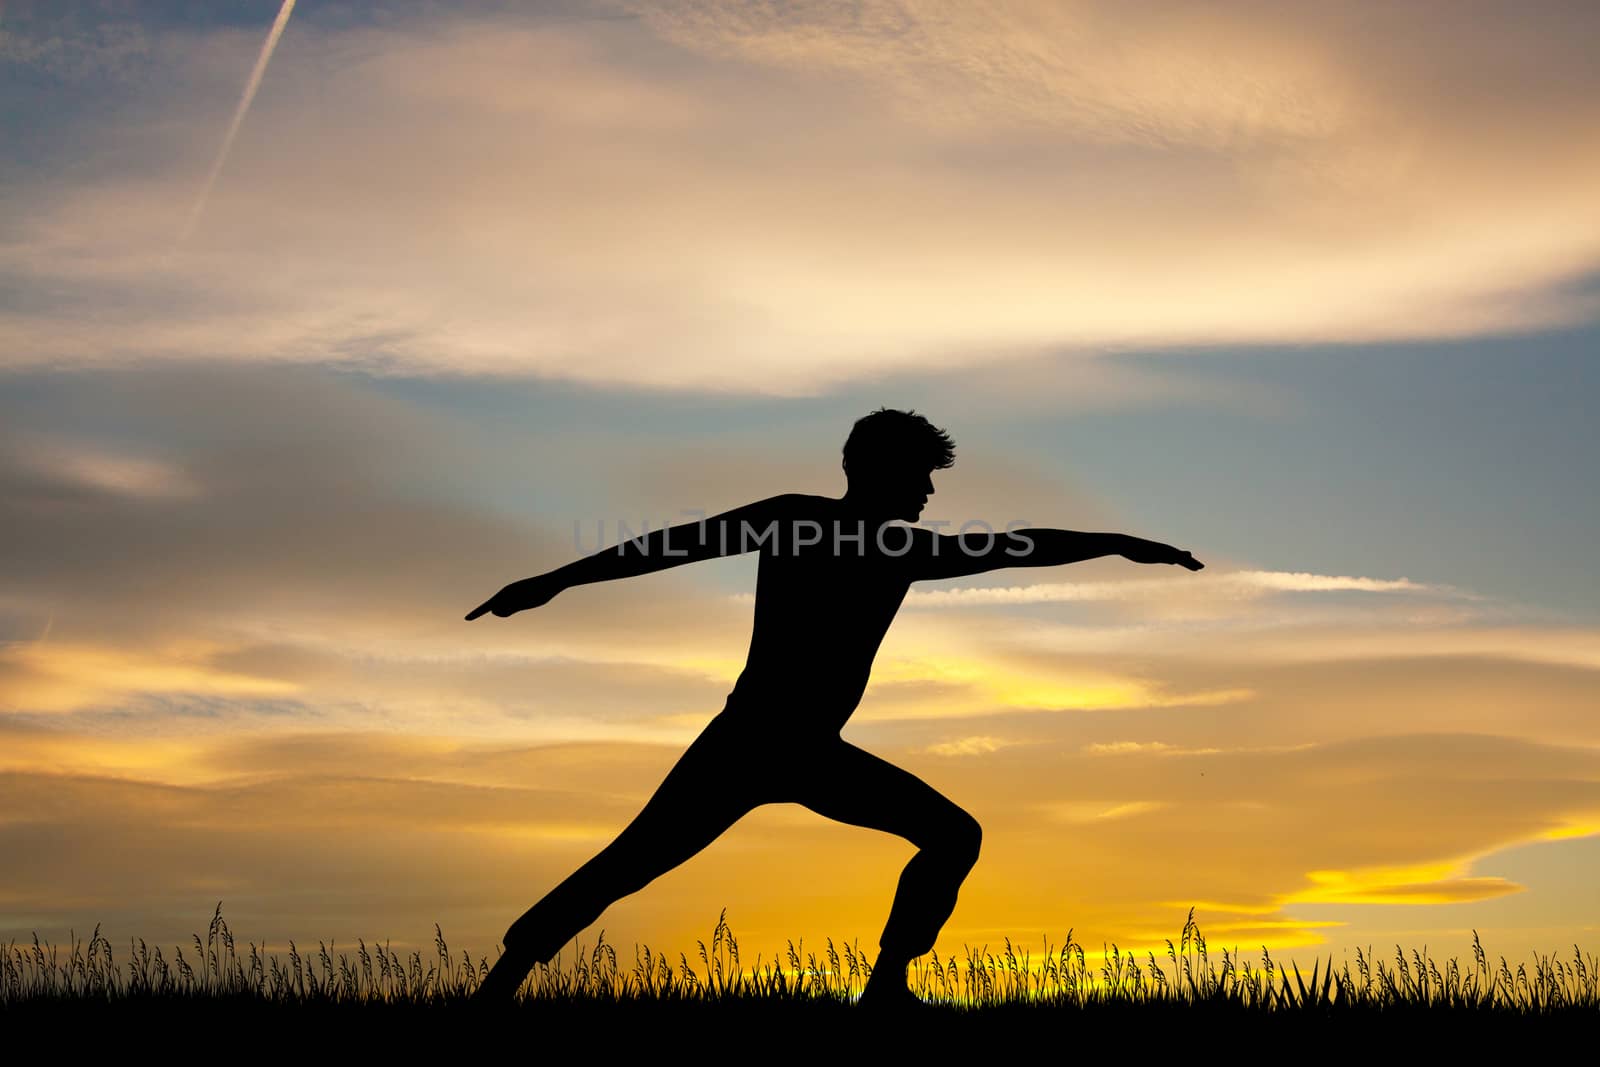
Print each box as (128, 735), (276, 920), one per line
(2, 0), (1597, 974)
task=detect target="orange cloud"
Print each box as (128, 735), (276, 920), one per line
(1285, 862), (1525, 907)
(2, 721), (1592, 967)
(0, 640), (299, 713)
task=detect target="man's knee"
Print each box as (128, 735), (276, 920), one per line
(924, 806), (981, 868)
(951, 808), (982, 866)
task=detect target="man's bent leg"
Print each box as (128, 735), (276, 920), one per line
(794, 741), (982, 1002)
(475, 720), (760, 1002)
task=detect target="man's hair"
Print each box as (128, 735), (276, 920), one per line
(842, 408), (955, 474)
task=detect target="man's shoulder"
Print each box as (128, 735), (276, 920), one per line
(715, 492), (827, 519)
(713, 494), (837, 538)
(756, 492), (837, 518)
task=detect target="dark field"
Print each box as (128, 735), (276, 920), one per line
(5, 905), (1595, 1049)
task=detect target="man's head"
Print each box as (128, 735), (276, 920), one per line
(841, 408), (954, 521)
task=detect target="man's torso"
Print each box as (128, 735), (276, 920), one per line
(723, 496), (920, 733)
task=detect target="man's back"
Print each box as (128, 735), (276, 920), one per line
(725, 494), (918, 730)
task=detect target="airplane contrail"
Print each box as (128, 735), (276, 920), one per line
(177, 0), (297, 246)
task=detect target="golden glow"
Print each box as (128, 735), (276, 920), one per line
(1, 641), (300, 713)
(1044, 800), (1168, 823)
(1283, 861), (1524, 907)
(1534, 819), (1600, 843)
(862, 652), (1255, 718)
(459, 823), (620, 844)
(923, 736), (1014, 757)
(0, 732), (213, 787)
(1156, 900), (1286, 918)
(1, 0), (1597, 972)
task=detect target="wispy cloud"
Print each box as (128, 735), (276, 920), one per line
(1237, 571), (1471, 595)
(1042, 799), (1168, 823)
(14, 435), (200, 499)
(3, 3), (1598, 388)
(1284, 860), (1525, 907)
(904, 569), (1463, 608)
(631, 0), (1351, 147)
(1084, 740), (1175, 756)
(923, 735), (1018, 757)
(0, 640), (300, 714)
(177, 0), (297, 246)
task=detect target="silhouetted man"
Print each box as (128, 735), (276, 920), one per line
(465, 409), (1203, 1006)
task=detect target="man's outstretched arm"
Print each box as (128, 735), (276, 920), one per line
(466, 494), (804, 620)
(903, 526), (1203, 581)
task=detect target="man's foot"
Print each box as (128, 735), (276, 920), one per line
(472, 946), (533, 1005)
(858, 965), (928, 1012)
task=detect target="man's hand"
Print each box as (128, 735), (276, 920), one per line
(465, 574), (564, 620)
(1120, 536), (1205, 571)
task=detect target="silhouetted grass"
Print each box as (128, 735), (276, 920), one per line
(3, 904), (1595, 1045)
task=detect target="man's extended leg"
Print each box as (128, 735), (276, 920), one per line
(475, 717), (762, 1002)
(794, 740), (982, 1004)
